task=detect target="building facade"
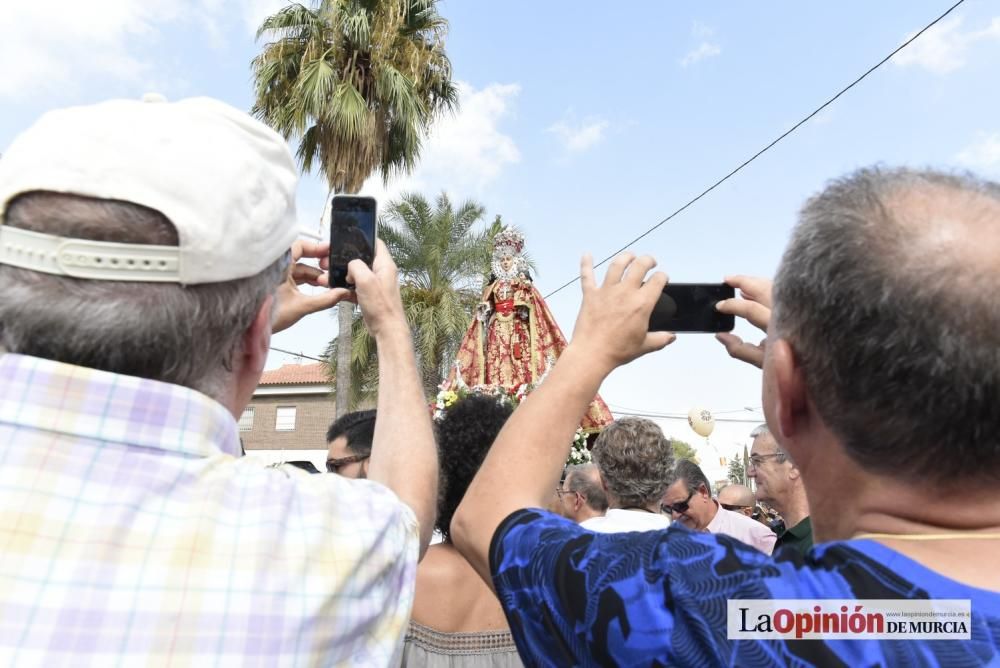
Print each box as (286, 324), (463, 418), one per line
(241, 362), (334, 470)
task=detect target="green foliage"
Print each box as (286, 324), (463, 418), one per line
(251, 0), (458, 192)
(326, 192), (513, 405)
(728, 454), (747, 485)
(252, 0), (458, 416)
(671, 438), (699, 464)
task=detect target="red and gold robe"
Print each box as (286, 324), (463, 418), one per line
(446, 276), (613, 433)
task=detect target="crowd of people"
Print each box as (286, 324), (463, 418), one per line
(0, 96), (998, 666)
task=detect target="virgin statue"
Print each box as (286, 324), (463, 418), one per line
(446, 227), (612, 432)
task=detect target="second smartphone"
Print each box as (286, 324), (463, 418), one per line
(328, 195), (377, 289)
(648, 283), (735, 333)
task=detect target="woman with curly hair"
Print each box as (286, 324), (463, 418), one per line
(402, 394), (523, 667)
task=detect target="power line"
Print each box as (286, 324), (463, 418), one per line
(611, 410), (764, 424)
(543, 0), (967, 300)
(268, 346), (326, 363)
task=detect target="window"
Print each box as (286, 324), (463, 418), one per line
(238, 407), (255, 432)
(275, 406), (297, 431)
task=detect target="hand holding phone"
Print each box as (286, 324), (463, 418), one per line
(649, 283), (735, 333)
(329, 195), (377, 289)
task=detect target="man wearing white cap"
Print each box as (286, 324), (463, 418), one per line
(0, 96), (438, 665)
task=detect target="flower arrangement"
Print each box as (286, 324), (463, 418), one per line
(433, 382), (595, 468)
(567, 428), (592, 465)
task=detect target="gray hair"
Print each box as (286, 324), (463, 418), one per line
(749, 423), (770, 438)
(591, 417), (675, 507)
(565, 463), (608, 513)
(0, 192), (289, 402)
(771, 167), (1000, 485)
(674, 459), (712, 497)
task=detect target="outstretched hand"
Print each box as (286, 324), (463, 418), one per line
(714, 275), (773, 369)
(571, 252), (675, 373)
(273, 240), (353, 333)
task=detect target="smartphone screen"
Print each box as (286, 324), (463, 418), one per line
(648, 283), (735, 333)
(329, 195), (376, 289)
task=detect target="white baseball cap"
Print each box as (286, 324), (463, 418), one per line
(0, 95), (300, 284)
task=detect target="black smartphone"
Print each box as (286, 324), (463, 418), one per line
(648, 283), (735, 333)
(329, 195), (377, 289)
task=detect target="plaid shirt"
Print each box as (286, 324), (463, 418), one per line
(0, 354), (419, 666)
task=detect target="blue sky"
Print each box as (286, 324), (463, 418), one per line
(3, 1), (998, 478)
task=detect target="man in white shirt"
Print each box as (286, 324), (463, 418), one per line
(581, 418), (673, 533)
(662, 460), (776, 554)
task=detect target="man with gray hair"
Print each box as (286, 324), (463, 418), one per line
(581, 417), (673, 533)
(747, 423), (812, 555)
(452, 167), (1000, 664)
(0, 97), (438, 665)
(555, 463), (608, 524)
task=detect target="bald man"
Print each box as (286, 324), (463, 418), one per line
(717, 483), (756, 518)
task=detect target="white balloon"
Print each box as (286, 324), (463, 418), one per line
(688, 408), (715, 438)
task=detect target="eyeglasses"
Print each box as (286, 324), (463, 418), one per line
(661, 489), (696, 516)
(721, 503), (754, 512)
(748, 452), (786, 469)
(555, 487), (579, 499)
(326, 453), (370, 474)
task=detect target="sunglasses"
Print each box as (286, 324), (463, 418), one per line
(721, 503), (754, 512)
(326, 453), (369, 474)
(661, 489), (696, 516)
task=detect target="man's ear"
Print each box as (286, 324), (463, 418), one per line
(768, 338), (808, 442)
(242, 295), (274, 375)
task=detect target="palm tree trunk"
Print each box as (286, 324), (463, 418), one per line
(335, 302), (353, 417)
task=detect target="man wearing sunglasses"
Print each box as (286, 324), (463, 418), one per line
(326, 409), (376, 478)
(662, 460), (776, 554)
(717, 483), (759, 518)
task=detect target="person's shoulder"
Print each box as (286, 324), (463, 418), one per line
(231, 456), (418, 530)
(726, 507), (774, 534)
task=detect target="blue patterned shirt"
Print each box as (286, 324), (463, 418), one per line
(490, 509), (1000, 667)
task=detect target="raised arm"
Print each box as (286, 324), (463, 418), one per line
(451, 253), (674, 584)
(348, 241), (438, 558)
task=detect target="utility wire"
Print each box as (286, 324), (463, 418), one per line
(543, 0), (967, 300)
(268, 346), (326, 363)
(611, 410), (764, 424)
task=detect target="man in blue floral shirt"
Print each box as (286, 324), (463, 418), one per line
(452, 167), (1000, 666)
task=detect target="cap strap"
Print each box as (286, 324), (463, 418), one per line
(0, 226), (181, 282)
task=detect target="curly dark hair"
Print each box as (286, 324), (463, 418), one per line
(435, 394), (513, 542)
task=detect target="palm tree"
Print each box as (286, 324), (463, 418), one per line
(325, 192), (516, 405)
(251, 0), (458, 417)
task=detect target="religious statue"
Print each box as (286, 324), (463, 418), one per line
(445, 227), (612, 433)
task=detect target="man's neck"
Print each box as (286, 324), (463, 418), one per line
(775, 489), (810, 530)
(609, 497), (660, 514)
(701, 499), (720, 530)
